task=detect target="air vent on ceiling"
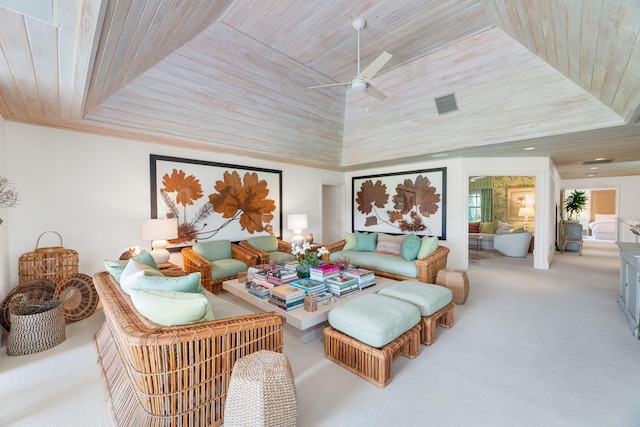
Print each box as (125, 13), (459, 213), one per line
(583, 159), (613, 165)
(435, 93), (458, 115)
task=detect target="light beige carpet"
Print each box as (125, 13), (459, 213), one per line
(1, 240), (639, 426)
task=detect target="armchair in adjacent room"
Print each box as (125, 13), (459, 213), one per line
(494, 231), (532, 258)
(182, 239), (258, 293)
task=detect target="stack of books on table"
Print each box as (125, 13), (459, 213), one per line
(288, 278), (326, 294)
(265, 268), (298, 285)
(288, 278), (334, 303)
(247, 283), (271, 299)
(325, 275), (360, 298)
(248, 266), (267, 282)
(310, 264), (340, 282)
(345, 268), (376, 289)
(269, 285), (305, 311)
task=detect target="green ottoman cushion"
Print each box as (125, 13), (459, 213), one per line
(378, 280), (452, 316)
(328, 293), (420, 348)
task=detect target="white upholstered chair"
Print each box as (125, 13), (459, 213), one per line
(494, 232), (532, 258)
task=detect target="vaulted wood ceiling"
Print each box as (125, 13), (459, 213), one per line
(1, 0), (639, 179)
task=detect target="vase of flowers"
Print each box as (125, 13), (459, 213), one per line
(291, 242), (328, 278)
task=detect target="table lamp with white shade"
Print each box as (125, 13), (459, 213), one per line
(518, 207), (535, 231)
(287, 214), (308, 245)
(142, 218), (178, 264)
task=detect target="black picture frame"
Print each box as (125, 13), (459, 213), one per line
(150, 155), (282, 251)
(352, 167), (446, 239)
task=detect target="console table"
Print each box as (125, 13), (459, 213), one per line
(617, 243), (640, 337)
(221, 277), (398, 343)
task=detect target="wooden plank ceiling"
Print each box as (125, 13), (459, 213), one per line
(0, 0), (639, 179)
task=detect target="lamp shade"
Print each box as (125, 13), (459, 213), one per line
(518, 207), (535, 218)
(142, 218), (178, 240)
(287, 214), (308, 231)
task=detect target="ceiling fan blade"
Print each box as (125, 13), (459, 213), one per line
(308, 82), (351, 90)
(358, 51), (392, 82)
(365, 84), (387, 101)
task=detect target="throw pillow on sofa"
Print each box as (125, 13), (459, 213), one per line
(375, 233), (406, 256)
(480, 221), (498, 234)
(417, 235), (438, 259)
(495, 222), (513, 235)
(120, 258), (164, 294)
(469, 222), (480, 233)
(134, 272), (205, 295)
(104, 250), (159, 283)
(343, 232), (357, 250)
(355, 231), (378, 252)
(401, 234), (421, 261)
(129, 288), (214, 326)
(512, 227), (525, 234)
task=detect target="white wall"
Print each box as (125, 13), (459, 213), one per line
(0, 116), (9, 300)
(3, 122), (342, 290)
(561, 175), (640, 243)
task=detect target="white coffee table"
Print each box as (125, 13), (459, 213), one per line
(221, 276), (399, 343)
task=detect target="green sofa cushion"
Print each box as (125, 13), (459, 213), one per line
(328, 293), (420, 348)
(193, 239), (232, 261)
(119, 258), (164, 294)
(480, 221), (498, 234)
(247, 235), (279, 252)
(329, 250), (418, 278)
(210, 258), (249, 280)
(378, 281), (452, 316)
(267, 251), (296, 263)
(355, 231), (377, 252)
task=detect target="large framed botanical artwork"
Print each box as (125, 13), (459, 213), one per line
(352, 167), (446, 239)
(150, 155), (282, 251)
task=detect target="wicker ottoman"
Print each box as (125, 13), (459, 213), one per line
(224, 350), (298, 427)
(435, 269), (469, 304)
(325, 293), (421, 387)
(378, 281), (455, 345)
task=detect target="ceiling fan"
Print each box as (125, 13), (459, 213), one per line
(308, 17), (392, 100)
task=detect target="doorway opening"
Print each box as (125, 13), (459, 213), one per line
(560, 188), (617, 242)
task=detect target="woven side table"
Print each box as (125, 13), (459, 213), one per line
(224, 350), (298, 427)
(435, 269), (469, 304)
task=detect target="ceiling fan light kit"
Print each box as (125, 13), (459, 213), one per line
(308, 18), (391, 100)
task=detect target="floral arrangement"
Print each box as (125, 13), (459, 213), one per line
(291, 242), (329, 267)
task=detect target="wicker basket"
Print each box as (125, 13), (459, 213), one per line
(7, 289), (75, 356)
(18, 231), (79, 286)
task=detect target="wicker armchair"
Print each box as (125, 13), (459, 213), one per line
(182, 243), (258, 294)
(239, 236), (295, 264)
(322, 240), (450, 284)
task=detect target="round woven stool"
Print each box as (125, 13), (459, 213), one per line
(224, 350), (298, 427)
(435, 269), (469, 304)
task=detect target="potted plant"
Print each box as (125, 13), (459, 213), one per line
(564, 190), (587, 221)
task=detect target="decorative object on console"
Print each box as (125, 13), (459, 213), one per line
(288, 214), (308, 245)
(142, 218), (178, 264)
(518, 207), (535, 231)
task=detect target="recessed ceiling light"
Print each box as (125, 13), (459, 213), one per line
(594, 157), (605, 161)
(590, 167), (599, 170)
(524, 147), (535, 151)
(586, 173), (597, 177)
